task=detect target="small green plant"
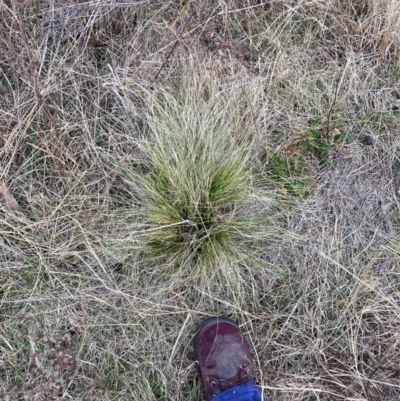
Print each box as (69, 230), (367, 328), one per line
(303, 128), (332, 165)
(267, 154), (309, 196)
(267, 124), (356, 196)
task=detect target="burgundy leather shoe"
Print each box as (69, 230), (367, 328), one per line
(194, 316), (255, 400)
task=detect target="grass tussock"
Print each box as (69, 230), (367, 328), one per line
(117, 83), (270, 281)
(1, 1), (400, 400)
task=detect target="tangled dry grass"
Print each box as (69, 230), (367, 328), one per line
(1, 1), (400, 400)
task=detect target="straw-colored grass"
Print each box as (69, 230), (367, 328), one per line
(1, 1), (400, 400)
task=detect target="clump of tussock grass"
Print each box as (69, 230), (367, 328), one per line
(118, 83), (271, 282)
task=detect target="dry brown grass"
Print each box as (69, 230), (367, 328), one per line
(1, 1), (400, 400)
